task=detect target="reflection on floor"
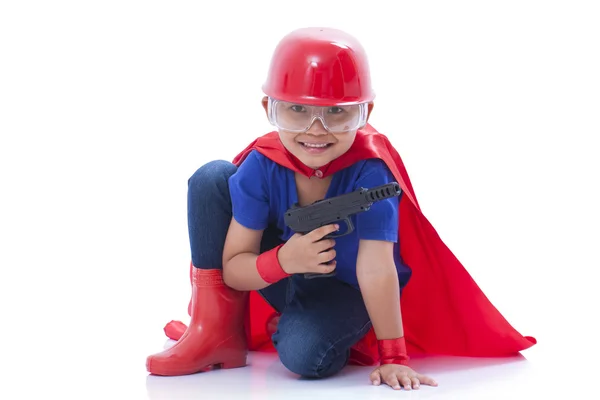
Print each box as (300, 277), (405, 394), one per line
(145, 344), (547, 400)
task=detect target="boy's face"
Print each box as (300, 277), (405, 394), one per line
(262, 97), (373, 169)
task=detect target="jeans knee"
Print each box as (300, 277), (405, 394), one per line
(188, 160), (236, 202)
(274, 325), (348, 378)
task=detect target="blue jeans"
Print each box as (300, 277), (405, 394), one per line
(187, 160), (373, 378)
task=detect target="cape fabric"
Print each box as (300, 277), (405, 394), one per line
(231, 124), (536, 365)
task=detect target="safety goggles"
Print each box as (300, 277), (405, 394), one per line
(267, 97), (369, 134)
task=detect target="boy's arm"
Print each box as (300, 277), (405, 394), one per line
(356, 239), (404, 339)
(358, 238), (438, 390)
(222, 218), (273, 291)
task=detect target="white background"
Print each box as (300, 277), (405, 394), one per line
(1, 1), (599, 398)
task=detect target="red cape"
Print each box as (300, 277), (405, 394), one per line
(231, 124), (536, 365)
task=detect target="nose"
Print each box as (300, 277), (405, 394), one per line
(306, 117), (328, 135)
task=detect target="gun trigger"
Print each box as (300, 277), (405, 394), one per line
(343, 217), (354, 235)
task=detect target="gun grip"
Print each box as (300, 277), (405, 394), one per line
(324, 217), (354, 239)
(303, 219), (353, 279)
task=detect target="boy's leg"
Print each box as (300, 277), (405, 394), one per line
(187, 160), (237, 270)
(272, 276), (372, 379)
(187, 159), (289, 310)
(147, 160), (287, 376)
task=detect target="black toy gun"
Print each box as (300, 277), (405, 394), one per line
(284, 182), (402, 279)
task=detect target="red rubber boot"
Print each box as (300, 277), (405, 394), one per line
(187, 260), (193, 316)
(146, 267), (249, 376)
(163, 261), (193, 341)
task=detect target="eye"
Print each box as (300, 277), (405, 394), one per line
(290, 105), (306, 112)
(328, 107), (345, 114)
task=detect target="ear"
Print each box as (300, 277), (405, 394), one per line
(261, 96), (269, 118)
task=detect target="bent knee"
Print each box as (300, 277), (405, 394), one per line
(189, 160), (236, 186)
(274, 329), (347, 378)
(188, 160), (236, 196)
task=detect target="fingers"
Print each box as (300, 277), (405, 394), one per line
(395, 374), (437, 390)
(312, 260), (336, 276)
(399, 375), (413, 390)
(315, 238), (336, 252)
(417, 374), (438, 386)
(372, 366), (436, 391)
(381, 373), (427, 391)
(410, 376), (420, 389)
(370, 369), (382, 386)
(317, 248), (336, 264)
(385, 374), (401, 390)
(308, 224), (339, 241)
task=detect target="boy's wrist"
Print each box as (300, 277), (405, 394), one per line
(256, 244), (290, 283)
(275, 242), (296, 275)
(378, 336), (410, 366)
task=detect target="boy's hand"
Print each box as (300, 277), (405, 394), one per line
(277, 224), (338, 275)
(370, 364), (437, 390)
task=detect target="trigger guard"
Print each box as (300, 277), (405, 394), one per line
(324, 217), (354, 239)
(343, 217), (354, 234)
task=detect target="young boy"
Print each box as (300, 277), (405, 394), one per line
(146, 27), (535, 391)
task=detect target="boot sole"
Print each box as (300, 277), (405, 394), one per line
(147, 356), (247, 376)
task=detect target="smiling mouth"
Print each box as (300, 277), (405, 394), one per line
(298, 142), (333, 148)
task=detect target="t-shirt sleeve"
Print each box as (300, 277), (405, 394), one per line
(354, 160), (400, 242)
(228, 150), (270, 230)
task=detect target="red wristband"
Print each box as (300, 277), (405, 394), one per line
(256, 244), (289, 283)
(378, 336), (410, 366)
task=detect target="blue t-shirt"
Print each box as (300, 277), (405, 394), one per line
(228, 150), (411, 289)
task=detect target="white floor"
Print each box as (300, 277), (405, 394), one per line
(24, 328), (587, 400)
(141, 336), (594, 399)
(4, 315), (596, 400)
(143, 345), (546, 400)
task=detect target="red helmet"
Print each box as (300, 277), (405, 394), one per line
(262, 27), (375, 106)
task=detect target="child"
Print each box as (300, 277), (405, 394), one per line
(146, 27), (536, 391)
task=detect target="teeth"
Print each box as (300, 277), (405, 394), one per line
(302, 143), (329, 148)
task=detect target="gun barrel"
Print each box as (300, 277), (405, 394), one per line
(283, 182), (402, 235)
(284, 182), (402, 279)
(361, 183), (401, 202)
